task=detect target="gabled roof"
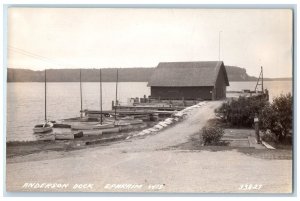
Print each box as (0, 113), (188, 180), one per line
(148, 61), (229, 87)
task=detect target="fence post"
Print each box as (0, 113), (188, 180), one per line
(254, 114), (261, 144)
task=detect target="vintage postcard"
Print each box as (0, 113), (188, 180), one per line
(5, 6), (293, 194)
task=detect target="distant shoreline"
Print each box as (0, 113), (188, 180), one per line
(229, 78), (292, 82)
(6, 79), (292, 83)
(6, 67), (292, 82)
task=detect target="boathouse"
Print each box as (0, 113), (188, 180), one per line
(148, 61), (229, 100)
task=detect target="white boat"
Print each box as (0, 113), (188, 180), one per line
(33, 122), (53, 133)
(33, 69), (53, 134)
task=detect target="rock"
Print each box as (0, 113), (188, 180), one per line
(159, 122), (168, 127)
(154, 125), (163, 130)
(148, 128), (158, 132)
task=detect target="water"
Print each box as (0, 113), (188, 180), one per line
(6, 81), (292, 142)
(6, 82), (150, 142)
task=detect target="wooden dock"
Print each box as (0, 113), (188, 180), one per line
(113, 105), (185, 111)
(84, 109), (175, 115)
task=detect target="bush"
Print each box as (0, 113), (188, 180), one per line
(260, 93), (292, 143)
(216, 96), (269, 127)
(201, 126), (224, 145)
(216, 92), (292, 144)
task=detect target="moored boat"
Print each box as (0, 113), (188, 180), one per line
(54, 131), (83, 140)
(71, 122), (115, 130)
(55, 133), (75, 140)
(33, 69), (53, 134)
(114, 119), (143, 126)
(33, 122), (53, 133)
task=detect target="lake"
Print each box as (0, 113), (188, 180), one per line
(6, 81), (292, 142)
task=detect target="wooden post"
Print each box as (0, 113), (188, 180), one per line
(44, 69), (47, 122)
(115, 69), (118, 120)
(254, 114), (261, 144)
(80, 69), (83, 118)
(261, 66), (264, 92)
(99, 68), (103, 124)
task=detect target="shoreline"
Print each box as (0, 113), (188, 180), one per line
(6, 122), (157, 159)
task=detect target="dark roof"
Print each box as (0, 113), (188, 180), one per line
(148, 61), (229, 87)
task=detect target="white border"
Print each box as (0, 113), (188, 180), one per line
(1, 0), (299, 200)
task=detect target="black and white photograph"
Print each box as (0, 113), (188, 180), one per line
(3, 4), (294, 195)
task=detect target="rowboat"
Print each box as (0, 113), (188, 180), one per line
(83, 130), (103, 136)
(114, 119), (143, 126)
(102, 127), (120, 134)
(35, 133), (55, 141)
(55, 133), (75, 140)
(71, 122), (115, 130)
(33, 122), (53, 133)
(54, 131), (83, 140)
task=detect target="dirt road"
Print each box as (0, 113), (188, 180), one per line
(6, 101), (292, 193)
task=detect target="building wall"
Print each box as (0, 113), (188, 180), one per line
(151, 86), (214, 100)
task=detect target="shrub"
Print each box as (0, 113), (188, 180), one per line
(201, 126), (224, 145)
(216, 96), (269, 127)
(216, 93), (292, 144)
(260, 93), (292, 143)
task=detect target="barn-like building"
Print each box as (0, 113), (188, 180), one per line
(148, 61), (229, 100)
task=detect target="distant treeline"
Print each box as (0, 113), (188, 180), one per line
(7, 68), (153, 82)
(6, 66), (291, 82)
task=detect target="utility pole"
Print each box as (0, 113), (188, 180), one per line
(219, 31), (222, 61)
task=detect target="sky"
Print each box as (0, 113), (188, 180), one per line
(7, 8), (293, 78)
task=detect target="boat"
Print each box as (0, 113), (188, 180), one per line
(71, 122), (115, 130)
(33, 122), (53, 133)
(102, 127), (120, 134)
(114, 119), (143, 126)
(55, 133), (75, 140)
(35, 133), (55, 141)
(54, 131), (83, 140)
(83, 130), (103, 136)
(33, 69), (53, 133)
(83, 127), (120, 135)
